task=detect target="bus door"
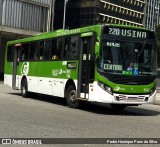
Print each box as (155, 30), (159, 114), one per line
(78, 33), (95, 99)
(12, 44), (21, 89)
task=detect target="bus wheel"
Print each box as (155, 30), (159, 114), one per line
(110, 104), (127, 111)
(21, 79), (29, 98)
(66, 85), (79, 108)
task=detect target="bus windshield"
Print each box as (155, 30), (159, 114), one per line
(99, 39), (156, 76)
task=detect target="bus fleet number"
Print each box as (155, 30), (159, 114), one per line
(109, 28), (120, 36)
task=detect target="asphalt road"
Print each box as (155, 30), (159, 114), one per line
(0, 83), (160, 146)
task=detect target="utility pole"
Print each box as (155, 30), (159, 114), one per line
(47, 0), (53, 32)
(63, 0), (68, 30)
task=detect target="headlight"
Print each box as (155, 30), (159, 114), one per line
(98, 81), (112, 94)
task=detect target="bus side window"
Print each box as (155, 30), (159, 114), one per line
(64, 36), (78, 60)
(64, 37), (70, 59)
(70, 36), (78, 59)
(7, 45), (14, 62)
(43, 40), (51, 60)
(20, 44), (29, 61)
(51, 39), (58, 60)
(39, 41), (44, 60)
(57, 38), (64, 60)
(29, 42), (37, 60)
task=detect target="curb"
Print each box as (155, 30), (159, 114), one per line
(156, 93), (160, 102)
(155, 92), (160, 105)
(155, 101), (160, 105)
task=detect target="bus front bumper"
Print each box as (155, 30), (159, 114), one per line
(88, 82), (156, 104)
(112, 90), (156, 104)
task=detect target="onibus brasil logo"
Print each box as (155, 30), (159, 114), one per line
(21, 62), (29, 76)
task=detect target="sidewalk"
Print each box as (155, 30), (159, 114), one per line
(0, 81), (3, 84)
(155, 92), (160, 105)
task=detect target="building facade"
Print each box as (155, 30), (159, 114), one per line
(54, 0), (147, 29)
(0, 0), (55, 79)
(54, 0), (160, 30)
(99, 0), (146, 27)
(145, 0), (160, 30)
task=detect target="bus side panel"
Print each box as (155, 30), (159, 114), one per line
(35, 61), (78, 98)
(52, 80), (64, 97)
(89, 82), (113, 103)
(27, 76), (38, 93)
(17, 60), (79, 98)
(4, 62), (13, 87)
(4, 74), (12, 88)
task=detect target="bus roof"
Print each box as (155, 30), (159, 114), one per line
(7, 25), (102, 45)
(7, 24), (150, 45)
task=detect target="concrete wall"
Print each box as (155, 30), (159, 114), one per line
(0, 0), (55, 80)
(0, 0), (50, 32)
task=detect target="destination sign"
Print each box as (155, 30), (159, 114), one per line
(104, 64), (122, 71)
(109, 28), (147, 38)
(102, 26), (155, 39)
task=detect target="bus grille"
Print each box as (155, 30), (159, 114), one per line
(100, 73), (155, 85)
(114, 94), (148, 102)
(110, 76), (153, 85)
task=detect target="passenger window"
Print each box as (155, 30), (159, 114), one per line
(29, 42), (38, 60)
(39, 41), (45, 60)
(20, 44), (29, 61)
(43, 40), (51, 60)
(64, 36), (78, 59)
(50, 38), (63, 60)
(51, 39), (59, 60)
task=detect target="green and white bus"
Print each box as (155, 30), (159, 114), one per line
(4, 24), (157, 110)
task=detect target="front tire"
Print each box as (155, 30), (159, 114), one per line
(66, 85), (79, 108)
(21, 79), (29, 98)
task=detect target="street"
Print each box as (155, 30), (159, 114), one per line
(0, 83), (160, 145)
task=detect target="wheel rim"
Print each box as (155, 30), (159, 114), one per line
(69, 90), (77, 103)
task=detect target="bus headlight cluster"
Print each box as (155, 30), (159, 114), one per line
(98, 81), (112, 95)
